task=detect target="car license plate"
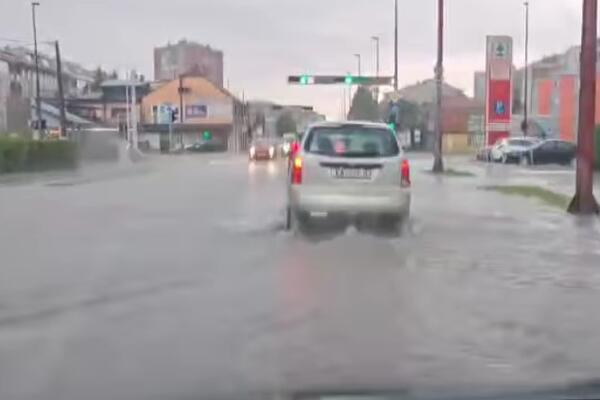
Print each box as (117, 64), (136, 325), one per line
(330, 167), (372, 179)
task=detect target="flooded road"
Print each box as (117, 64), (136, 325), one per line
(1, 154), (600, 400)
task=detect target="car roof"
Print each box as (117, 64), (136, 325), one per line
(307, 120), (390, 130)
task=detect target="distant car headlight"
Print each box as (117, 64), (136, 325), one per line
(249, 146), (256, 157)
(282, 143), (290, 153)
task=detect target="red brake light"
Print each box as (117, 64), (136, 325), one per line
(401, 159), (410, 187)
(291, 156), (303, 185)
(290, 141), (300, 159)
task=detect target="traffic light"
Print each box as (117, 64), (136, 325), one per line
(30, 119), (47, 130)
(171, 107), (179, 123)
(299, 75), (313, 85)
(203, 131), (212, 140)
(288, 75), (393, 86)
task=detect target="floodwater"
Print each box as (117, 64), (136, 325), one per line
(1, 154), (600, 400)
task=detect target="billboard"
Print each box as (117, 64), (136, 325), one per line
(485, 36), (513, 145)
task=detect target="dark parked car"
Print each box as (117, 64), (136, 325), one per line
(513, 139), (576, 166)
(185, 140), (226, 153)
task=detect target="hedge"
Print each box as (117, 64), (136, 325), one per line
(0, 137), (78, 173)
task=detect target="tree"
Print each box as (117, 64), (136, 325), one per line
(276, 112), (297, 136)
(396, 100), (424, 148)
(109, 70), (119, 80)
(348, 86), (380, 121)
(91, 66), (108, 91)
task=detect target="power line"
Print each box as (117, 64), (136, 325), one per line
(0, 37), (34, 46)
(0, 37), (56, 47)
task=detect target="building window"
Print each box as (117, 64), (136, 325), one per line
(185, 104), (208, 118)
(111, 108), (127, 118)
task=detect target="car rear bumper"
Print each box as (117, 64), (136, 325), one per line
(289, 185), (411, 216)
(251, 152), (274, 160)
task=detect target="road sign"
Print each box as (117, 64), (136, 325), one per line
(288, 75), (393, 86)
(485, 35), (513, 145)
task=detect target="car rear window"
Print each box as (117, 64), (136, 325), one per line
(304, 126), (400, 158)
(253, 139), (269, 146)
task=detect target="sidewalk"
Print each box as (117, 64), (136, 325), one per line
(444, 155), (600, 198)
(0, 158), (155, 188)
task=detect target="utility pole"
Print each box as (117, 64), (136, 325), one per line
(347, 71), (352, 117)
(130, 73), (138, 150)
(125, 84), (131, 144)
(522, 1), (530, 136)
(372, 36), (380, 101)
(54, 40), (67, 138)
(168, 106), (174, 151)
(394, 0), (398, 91)
(432, 0), (445, 173)
(179, 75), (184, 149)
(31, 1), (42, 140)
(568, 0), (599, 215)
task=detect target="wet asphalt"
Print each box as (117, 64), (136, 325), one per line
(1, 153), (600, 400)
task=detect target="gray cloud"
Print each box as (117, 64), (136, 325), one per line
(1, 0), (584, 118)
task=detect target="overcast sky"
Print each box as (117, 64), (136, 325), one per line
(0, 0), (585, 118)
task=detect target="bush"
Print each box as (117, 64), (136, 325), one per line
(26, 140), (78, 171)
(0, 137), (78, 173)
(0, 137), (28, 172)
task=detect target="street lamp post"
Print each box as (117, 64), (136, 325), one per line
(522, 1), (530, 136)
(371, 36), (380, 78)
(31, 1), (42, 140)
(394, 0), (398, 91)
(354, 53), (362, 76)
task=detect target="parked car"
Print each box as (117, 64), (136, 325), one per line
(523, 139), (576, 166)
(185, 140), (226, 153)
(286, 121), (411, 233)
(490, 137), (540, 164)
(249, 138), (276, 161)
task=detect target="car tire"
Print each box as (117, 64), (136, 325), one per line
(285, 207), (309, 234)
(378, 213), (407, 236)
(285, 206), (292, 231)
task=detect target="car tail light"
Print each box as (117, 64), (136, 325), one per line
(292, 156), (302, 185)
(401, 159), (411, 187)
(290, 141), (300, 159)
